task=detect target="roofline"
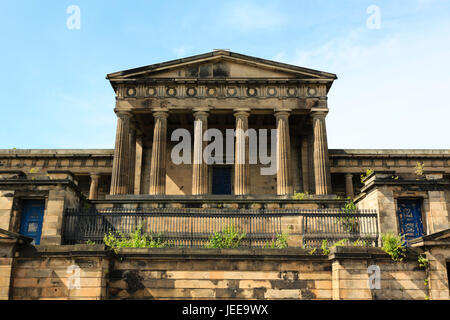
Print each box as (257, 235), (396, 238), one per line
(106, 50), (338, 80)
(329, 149), (450, 156)
(0, 149), (449, 157)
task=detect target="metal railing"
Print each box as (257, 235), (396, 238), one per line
(62, 208), (379, 248)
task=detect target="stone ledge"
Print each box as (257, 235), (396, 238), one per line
(18, 244), (107, 258)
(114, 247), (331, 260)
(328, 246), (422, 261)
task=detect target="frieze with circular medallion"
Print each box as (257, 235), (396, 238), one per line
(307, 87), (317, 97)
(126, 87), (137, 97)
(166, 87), (177, 97)
(186, 87), (197, 97)
(226, 87), (238, 97)
(247, 87), (257, 97)
(267, 87), (277, 97)
(286, 87), (297, 97)
(206, 87), (217, 97)
(147, 87), (157, 97)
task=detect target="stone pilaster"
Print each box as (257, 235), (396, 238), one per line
(128, 126), (136, 194)
(89, 173), (101, 200)
(149, 111), (168, 195)
(110, 112), (131, 195)
(134, 134), (143, 195)
(234, 109), (250, 196)
(275, 110), (293, 196)
(312, 107), (331, 195)
(192, 109), (209, 195)
(345, 173), (354, 199)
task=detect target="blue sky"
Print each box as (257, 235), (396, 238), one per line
(0, 0), (449, 149)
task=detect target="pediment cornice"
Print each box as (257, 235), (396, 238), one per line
(107, 50), (337, 84)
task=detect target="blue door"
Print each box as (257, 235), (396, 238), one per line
(212, 166), (232, 195)
(19, 200), (45, 245)
(397, 199), (424, 245)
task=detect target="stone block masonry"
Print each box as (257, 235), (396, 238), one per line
(2, 244), (440, 300)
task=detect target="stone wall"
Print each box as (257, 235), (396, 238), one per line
(3, 245), (443, 300)
(10, 245), (107, 300)
(356, 174), (450, 236)
(0, 256), (13, 300)
(0, 190), (14, 230)
(108, 249), (332, 300)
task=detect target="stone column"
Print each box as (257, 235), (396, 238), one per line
(110, 112), (130, 195)
(312, 109), (331, 195)
(275, 110), (293, 195)
(301, 136), (309, 193)
(345, 173), (354, 199)
(234, 109), (250, 195)
(134, 134), (143, 195)
(149, 111), (168, 195)
(192, 109), (209, 195)
(128, 126), (136, 194)
(89, 173), (101, 200)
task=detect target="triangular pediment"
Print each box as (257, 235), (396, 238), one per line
(107, 50), (337, 81)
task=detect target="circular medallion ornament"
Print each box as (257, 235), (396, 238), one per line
(287, 87), (297, 97)
(247, 87), (257, 97)
(186, 87), (197, 97)
(226, 87), (237, 97)
(166, 87), (177, 96)
(126, 87), (136, 97)
(267, 87), (277, 97)
(147, 87), (157, 97)
(206, 87), (217, 97)
(307, 87), (317, 97)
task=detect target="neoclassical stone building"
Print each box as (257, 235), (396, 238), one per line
(0, 51), (449, 300)
(106, 50), (335, 198)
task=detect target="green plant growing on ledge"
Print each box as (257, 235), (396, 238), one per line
(104, 225), (166, 253)
(293, 191), (309, 200)
(415, 162), (425, 178)
(381, 233), (406, 262)
(360, 169), (374, 183)
(343, 199), (357, 212)
(301, 244), (317, 255)
(418, 254), (429, 269)
(85, 240), (96, 245)
(264, 232), (289, 249)
(337, 199), (359, 232)
(352, 239), (370, 247)
(321, 239), (330, 255)
(206, 224), (246, 249)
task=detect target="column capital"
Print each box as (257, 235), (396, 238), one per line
(90, 173), (101, 179)
(193, 108), (210, 120)
(233, 108), (251, 118)
(116, 111), (132, 120)
(152, 110), (169, 119)
(274, 109), (291, 119)
(311, 109), (329, 120)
